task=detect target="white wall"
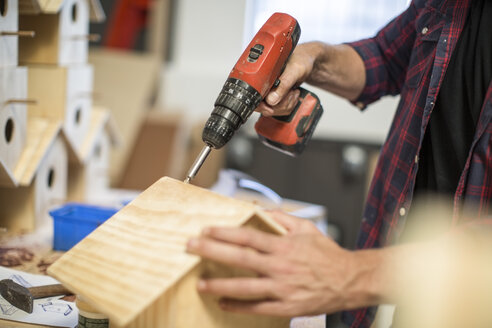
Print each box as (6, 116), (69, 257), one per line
(159, 0), (399, 144)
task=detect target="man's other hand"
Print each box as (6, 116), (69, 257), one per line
(186, 211), (363, 317)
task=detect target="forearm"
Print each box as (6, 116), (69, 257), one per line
(304, 42), (366, 101)
(345, 243), (429, 309)
(346, 225), (492, 312)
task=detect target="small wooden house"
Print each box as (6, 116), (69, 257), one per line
(0, 118), (67, 231)
(67, 106), (120, 202)
(49, 177), (291, 328)
(18, 0), (104, 65)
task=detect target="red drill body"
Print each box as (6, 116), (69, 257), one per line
(229, 13), (298, 97)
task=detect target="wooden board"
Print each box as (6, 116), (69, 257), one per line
(118, 112), (182, 190)
(89, 48), (161, 184)
(49, 177), (287, 327)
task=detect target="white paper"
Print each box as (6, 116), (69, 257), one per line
(0, 266), (78, 328)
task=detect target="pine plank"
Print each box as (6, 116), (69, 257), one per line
(49, 177), (287, 327)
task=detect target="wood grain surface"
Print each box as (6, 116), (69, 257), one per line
(49, 177), (288, 327)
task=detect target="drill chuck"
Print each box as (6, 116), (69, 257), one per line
(202, 78), (262, 149)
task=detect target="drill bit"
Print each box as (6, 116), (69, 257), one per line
(184, 145), (212, 184)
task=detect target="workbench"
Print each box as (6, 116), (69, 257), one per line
(0, 230), (69, 328)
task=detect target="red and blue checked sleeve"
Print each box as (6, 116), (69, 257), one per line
(347, 0), (425, 109)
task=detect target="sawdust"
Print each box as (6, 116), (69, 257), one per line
(0, 247), (34, 267)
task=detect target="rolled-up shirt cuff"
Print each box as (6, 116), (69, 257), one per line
(346, 39), (386, 110)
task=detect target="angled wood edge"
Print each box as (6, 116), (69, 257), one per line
(39, 0), (65, 13)
(0, 159), (18, 187)
(88, 0), (105, 22)
(78, 107), (108, 162)
(92, 106), (122, 148)
(252, 210), (288, 236)
(19, 0), (43, 14)
(61, 131), (82, 164)
(65, 107), (120, 165)
(13, 118), (62, 186)
(19, 0), (104, 18)
(48, 177), (278, 326)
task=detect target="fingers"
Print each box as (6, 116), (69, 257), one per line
(198, 277), (275, 299)
(256, 89), (300, 117)
(267, 210), (321, 235)
(266, 68), (301, 106)
(274, 89), (300, 116)
(186, 236), (273, 275)
(267, 210), (300, 232)
(201, 226), (280, 253)
(219, 298), (292, 317)
(256, 102), (275, 116)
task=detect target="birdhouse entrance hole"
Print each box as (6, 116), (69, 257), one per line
(4, 118), (13, 144)
(94, 143), (101, 159)
(71, 3), (78, 23)
(0, 0), (7, 17)
(47, 168), (55, 189)
(74, 107), (81, 125)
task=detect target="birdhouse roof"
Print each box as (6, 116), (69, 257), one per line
(12, 118), (62, 186)
(64, 107), (121, 164)
(19, 0), (106, 22)
(48, 177), (285, 327)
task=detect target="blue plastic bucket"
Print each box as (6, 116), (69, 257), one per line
(50, 203), (118, 251)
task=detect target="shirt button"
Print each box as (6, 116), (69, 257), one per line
(355, 101), (364, 109)
(422, 27), (429, 35)
(399, 207), (406, 216)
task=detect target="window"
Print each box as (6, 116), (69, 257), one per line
(244, 0), (411, 45)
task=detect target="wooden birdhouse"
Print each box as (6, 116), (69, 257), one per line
(0, 66), (27, 181)
(18, 0), (95, 65)
(26, 64), (93, 152)
(49, 177), (290, 328)
(67, 107), (120, 202)
(0, 118), (67, 232)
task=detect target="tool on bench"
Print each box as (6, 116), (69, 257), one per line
(0, 279), (72, 313)
(184, 12), (323, 184)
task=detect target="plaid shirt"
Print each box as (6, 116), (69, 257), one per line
(341, 0), (492, 326)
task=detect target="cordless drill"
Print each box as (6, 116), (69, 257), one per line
(184, 12), (323, 183)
